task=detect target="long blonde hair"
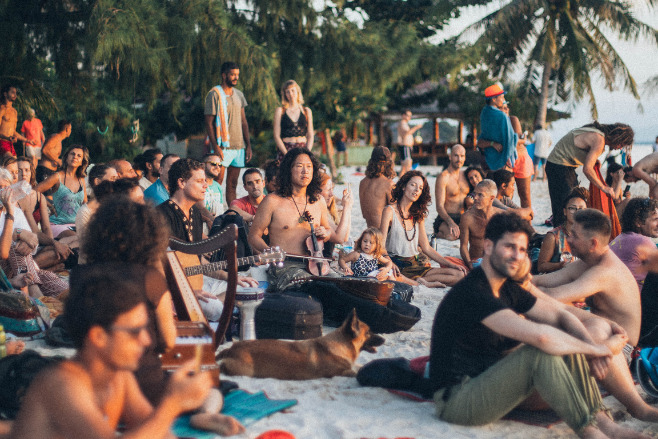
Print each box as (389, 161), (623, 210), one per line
(280, 80), (304, 109)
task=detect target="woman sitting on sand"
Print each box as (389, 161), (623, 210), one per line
(380, 170), (466, 288)
(536, 187), (588, 273)
(273, 80), (314, 161)
(36, 144), (89, 239)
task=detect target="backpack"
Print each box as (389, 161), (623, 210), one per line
(0, 350), (64, 419)
(636, 347), (658, 399)
(208, 209), (253, 271)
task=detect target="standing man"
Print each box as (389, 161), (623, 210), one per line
(230, 168), (265, 224)
(433, 144), (468, 241)
(429, 212), (645, 439)
(359, 146), (395, 228)
(477, 84), (517, 172)
(138, 148), (163, 191)
(37, 119), (72, 183)
(396, 110), (423, 177)
(20, 108), (45, 165)
(0, 84), (35, 157)
(533, 124), (553, 180)
(144, 153), (180, 206)
(204, 61), (251, 205)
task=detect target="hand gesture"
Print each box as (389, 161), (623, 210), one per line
(375, 267), (388, 281)
(237, 275), (259, 287)
(341, 266), (353, 276)
(194, 290), (217, 303)
(341, 187), (354, 210)
(314, 225), (330, 241)
(53, 240), (73, 260)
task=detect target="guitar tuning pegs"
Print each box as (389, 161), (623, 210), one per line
(264, 263), (270, 269)
(277, 261), (284, 268)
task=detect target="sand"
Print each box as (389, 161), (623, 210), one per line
(25, 148), (658, 439)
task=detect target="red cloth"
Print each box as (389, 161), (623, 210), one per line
(588, 161), (621, 241)
(230, 196), (258, 216)
(0, 139), (16, 156)
(409, 356), (430, 376)
(444, 256), (470, 272)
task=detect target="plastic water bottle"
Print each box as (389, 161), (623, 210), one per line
(0, 324), (6, 359)
(343, 238), (354, 254)
(0, 180), (32, 202)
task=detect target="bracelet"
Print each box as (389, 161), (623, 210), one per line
(4, 213), (14, 222)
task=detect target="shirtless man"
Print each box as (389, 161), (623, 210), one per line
(459, 179), (504, 269)
(0, 85), (35, 157)
(397, 110), (423, 177)
(433, 144), (468, 240)
(9, 262), (243, 439)
(37, 120), (71, 183)
(248, 148), (351, 291)
(359, 146), (395, 228)
(631, 152), (658, 199)
(533, 208), (658, 422)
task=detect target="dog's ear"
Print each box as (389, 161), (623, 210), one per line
(361, 333), (386, 353)
(346, 308), (360, 338)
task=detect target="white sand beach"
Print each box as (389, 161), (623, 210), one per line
(25, 146), (658, 439)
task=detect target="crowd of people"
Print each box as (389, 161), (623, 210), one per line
(1, 71), (658, 439)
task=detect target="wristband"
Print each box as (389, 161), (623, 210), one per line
(4, 213), (14, 222)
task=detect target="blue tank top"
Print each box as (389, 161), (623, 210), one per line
(50, 175), (84, 225)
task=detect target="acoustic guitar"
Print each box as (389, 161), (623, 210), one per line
(174, 247), (284, 290)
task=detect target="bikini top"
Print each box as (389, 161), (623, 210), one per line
(280, 109), (308, 138)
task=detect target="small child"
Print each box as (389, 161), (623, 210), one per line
(339, 228), (396, 281)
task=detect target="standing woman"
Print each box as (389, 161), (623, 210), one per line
(273, 80), (314, 161)
(546, 122), (634, 226)
(380, 170), (466, 288)
(36, 144), (89, 239)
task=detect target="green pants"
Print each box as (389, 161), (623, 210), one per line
(434, 345), (604, 434)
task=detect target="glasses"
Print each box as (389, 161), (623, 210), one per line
(566, 206), (585, 212)
(206, 161), (222, 167)
(110, 324), (149, 338)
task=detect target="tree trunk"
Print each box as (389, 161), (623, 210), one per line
(534, 60), (552, 128)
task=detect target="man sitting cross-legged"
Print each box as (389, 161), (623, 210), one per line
(9, 263), (214, 439)
(533, 208), (658, 422)
(459, 179), (505, 270)
(248, 148), (352, 291)
(430, 212), (649, 439)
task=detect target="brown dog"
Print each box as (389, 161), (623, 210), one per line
(217, 309), (385, 380)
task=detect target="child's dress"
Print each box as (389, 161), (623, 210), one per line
(351, 253), (380, 277)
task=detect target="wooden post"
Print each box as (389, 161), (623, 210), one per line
(352, 122), (358, 141)
(433, 119), (439, 145)
(472, 121), (478, 148)
(324, 128), (337, 178)
(458, 120), (464, 144)
(367, 122), (374, 146)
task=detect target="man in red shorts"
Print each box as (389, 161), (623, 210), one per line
(0, 85), (35, 157)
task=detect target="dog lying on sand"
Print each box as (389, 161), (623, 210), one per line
(217, 309), (385, 380)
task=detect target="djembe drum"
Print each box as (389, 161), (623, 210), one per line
(235, 287), (265, 340)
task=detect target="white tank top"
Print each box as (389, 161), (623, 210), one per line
(385, 205), (418, 257)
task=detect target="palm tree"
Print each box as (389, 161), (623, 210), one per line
(457, 0), (658, 127)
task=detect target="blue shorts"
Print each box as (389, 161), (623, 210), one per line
(534, 156), (547, 166)
(221, 148), (246, 168)
(400, 145), (412, 161)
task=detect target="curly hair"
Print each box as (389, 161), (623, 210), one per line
(365, 159), (395, 179)
(390, 170), (430, 223)
(583, 122), (634, 150)
(167, 158), (204, 196)
(355, 227), (385, 259)
(62, 144), (89, 179)
(621, 198), (658, 234)
(563, 187), (589, 209)
(465, 166), (485, 192)
(276, 148), (323, 203)
(485, 212), (534, 245)
(83, 196), (169, 267)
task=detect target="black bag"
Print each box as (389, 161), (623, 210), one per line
(255, 292), (323, 340)
(290, 281), (421, 334)
(391, 281), (414, 303)
(0, 350), (63, 419)
(209, 209), (253, 271)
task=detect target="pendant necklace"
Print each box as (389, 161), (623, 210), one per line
(397, 203), (416, 242)
(290, 196), (309, 223)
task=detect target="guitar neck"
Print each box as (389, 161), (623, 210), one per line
(184, 255), (262, 277)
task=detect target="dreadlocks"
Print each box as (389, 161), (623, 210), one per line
(583, 122), (634, 150)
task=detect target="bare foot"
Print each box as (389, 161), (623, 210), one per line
(6, 340), (25, 355)
(595, 412), (653, 439)
(418, 278), (446, 288)
(190, 413), (245, 436)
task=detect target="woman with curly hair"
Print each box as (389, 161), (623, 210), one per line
(380, 170), (466, 288)
(546, 122), (634, 226)
(36, 144), (89, 238)
(273, 79), (314, 161)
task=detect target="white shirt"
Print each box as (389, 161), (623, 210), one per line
(533, 129), (553, 158)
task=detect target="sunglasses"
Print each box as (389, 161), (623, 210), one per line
(206, 161), (222, 167)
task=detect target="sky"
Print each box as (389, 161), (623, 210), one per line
(434, 2), (658, 143)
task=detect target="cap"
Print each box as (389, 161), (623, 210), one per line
(484, 84), (506, 98)
(370, 146), (391, 162)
